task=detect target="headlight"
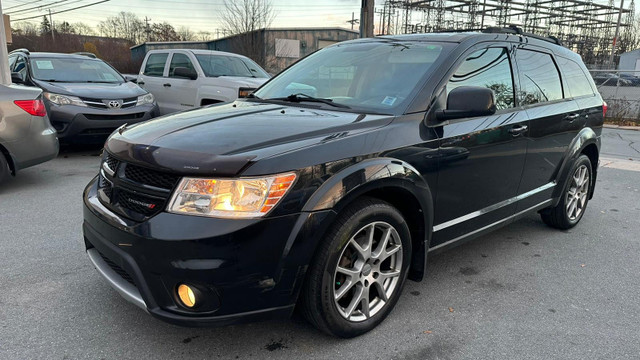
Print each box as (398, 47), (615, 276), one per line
(44, 92), (86, 107)
(136, 93), (155, 106)
(167, 172), (296, 219)
(238, 87), (255, 98)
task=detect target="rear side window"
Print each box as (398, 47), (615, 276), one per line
(169, 53), (196, 77)
(448, 47), (515, 110)
(516, 49), (563, 105)
(143, 53), (168, 76)
(557, 57), (594, 98)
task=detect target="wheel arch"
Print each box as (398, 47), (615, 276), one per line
(551, 127), (599, 202)
(0, 142), (16, 176)
(302, 158), (434, 281)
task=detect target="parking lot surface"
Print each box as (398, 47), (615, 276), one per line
(1, 128), (639, 360)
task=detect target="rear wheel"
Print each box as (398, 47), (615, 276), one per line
(300, 197), (412, 338)
(0, 153), (10, 184)
(541, 154), (592, 229)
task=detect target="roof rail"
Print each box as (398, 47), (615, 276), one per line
(482, 25), (563, 46)
(72, 52), (97, 58)
(9, 48), (30, 55)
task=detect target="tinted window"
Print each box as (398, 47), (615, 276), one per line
(516, 50), (563, 105)
(144, 53), (168, 76)
(239, 58), (269, 78)
(448, 47), (514, 110)
(8, 55), (17, 70)
(195, 55), (255, 78)
(15, 56), (27, 77)
(169, 53), (195, 78)
(29, 57), (123, 83)
(557, 57), (594, 98)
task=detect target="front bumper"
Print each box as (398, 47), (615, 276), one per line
(47, 102), (159, 142)
(83, 177), (333, 326)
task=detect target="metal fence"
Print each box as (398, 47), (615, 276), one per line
(589, 70), (640, 121)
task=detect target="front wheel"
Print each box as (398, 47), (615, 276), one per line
(0, 154), (10, 185)
(541, 154), (592, 229)
(300, 197), (412, 338)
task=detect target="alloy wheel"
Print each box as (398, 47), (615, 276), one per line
(333, 221), (403, 322)
(565, 164), (590, 221)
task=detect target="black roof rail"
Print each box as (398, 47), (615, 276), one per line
(72, 52), (97, 58)
(482, 25), (563, 46)
(9, 48), (30, 55)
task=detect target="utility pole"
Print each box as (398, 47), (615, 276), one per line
(48, 8), (54, 41)
(0, 0), (11, 85)
(347, 12), (359, 30)
(360, 0), (374, 38)
(609, 0), (625, 68)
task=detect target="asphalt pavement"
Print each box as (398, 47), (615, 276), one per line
(1, 128), (639, 360)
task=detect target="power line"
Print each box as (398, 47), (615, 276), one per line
(7, 0), (74, 15)
(13, 0), (111, 21)
(4, 0), (45, 11)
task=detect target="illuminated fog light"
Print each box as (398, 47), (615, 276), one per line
(177, 284), (196, 308)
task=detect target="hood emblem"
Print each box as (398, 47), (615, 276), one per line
(107, 100), (123, 109)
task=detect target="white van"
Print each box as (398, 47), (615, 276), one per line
(137, 49), (270, 115)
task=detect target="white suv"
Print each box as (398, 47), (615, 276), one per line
(137, 49), (270, 115)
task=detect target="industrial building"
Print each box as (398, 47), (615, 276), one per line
(618, 49), (640, 75)
(130, 28), (359, 74)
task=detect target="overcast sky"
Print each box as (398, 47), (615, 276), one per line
(2, 0), (363, 33)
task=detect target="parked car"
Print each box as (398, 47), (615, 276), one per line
(592, 72), (633, 86)
(0, 84), (58, 184)
(83, 28), (604, 337)
(137, 49), (270, 115)
(8, 49), (159, 143)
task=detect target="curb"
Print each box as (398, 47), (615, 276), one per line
(603, 124), (640, 131)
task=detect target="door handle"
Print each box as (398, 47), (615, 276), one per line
(137, 81), (145, 85)
(508, 125), (528, 136)
(163, 83), (171, 87)
(564, 113), (579, 121)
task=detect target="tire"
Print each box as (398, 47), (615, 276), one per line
(541, 154), (592, 230)
(300, 197), (412, 338)
(0, 153), (10, 185)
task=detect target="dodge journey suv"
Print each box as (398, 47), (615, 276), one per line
(83, 27), (604, 337)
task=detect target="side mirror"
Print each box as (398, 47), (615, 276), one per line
(173, 67), (197, 80)
(11, 72), (25, 84)
(436, 86), (496, 121)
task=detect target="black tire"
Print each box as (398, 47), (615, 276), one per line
(541, 154), (592, 230)
(300, 197), (412, 338)
(0, 153), (10, 185)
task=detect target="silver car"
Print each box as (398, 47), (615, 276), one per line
(0, 84), (59, 184)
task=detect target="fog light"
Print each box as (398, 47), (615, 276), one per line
(177, 284), (196, 308)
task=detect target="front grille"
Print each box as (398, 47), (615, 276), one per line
(82, 97), (138, 109)
(84, 113), (145, 121)
(105, 154), (118, 172)
(99, 251), (136, 286)
(117, 189), (164, 216)
(124, 164), (181, 190)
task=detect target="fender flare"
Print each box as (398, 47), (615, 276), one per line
(551, 127), (600, 203)
(302, 157), (434, 281)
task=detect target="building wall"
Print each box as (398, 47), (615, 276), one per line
(131, 42), (210, 62)
(619, 49), (640, 75)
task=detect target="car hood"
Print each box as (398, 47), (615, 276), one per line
(34, 80), (147, 99)
(106, 101), (392, 177)
(214, 76), (269, 89)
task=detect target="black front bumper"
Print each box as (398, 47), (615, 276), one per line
(83, 178), (333, 327)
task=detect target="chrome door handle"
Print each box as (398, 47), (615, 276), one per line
(564, 113), (579, 121)
(508, 125), (528, 136)
(163, 83), (171, 87)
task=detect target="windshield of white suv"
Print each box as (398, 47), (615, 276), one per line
(29, 57), (124, 83)
(253, 42), (444, 112)
(195, 54), (269, 78)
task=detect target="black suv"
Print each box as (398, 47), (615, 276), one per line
(8, 50), (158, 143)
(83, 28), (604, 337)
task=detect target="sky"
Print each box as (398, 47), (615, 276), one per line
(1, 0), (364, 33)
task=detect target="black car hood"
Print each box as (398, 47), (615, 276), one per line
(106, 101), (393, 176)
(34, 79), (147, 99)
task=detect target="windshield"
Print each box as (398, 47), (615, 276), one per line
(195, 54), (269, 78)
(253, 42), (444, 113)
(30, 57), (124, 83)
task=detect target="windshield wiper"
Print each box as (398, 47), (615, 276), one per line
(266, 93), (350, 109)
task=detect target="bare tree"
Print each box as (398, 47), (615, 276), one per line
(220, 0), (276, 35)
(13, 22), (39, 36)
(73, 22), (96, 36)
(178, 26), (196, 41)
(220, 0), (276, 67)
(197, 31), (213, 41)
